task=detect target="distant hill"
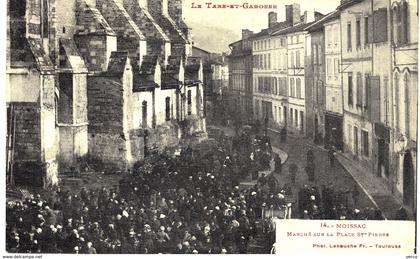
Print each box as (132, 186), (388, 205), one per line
(188, 20), (241, 53)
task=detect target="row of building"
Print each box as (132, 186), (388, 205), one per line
(227, 0), (417, 213)
(6, 0), (207, 187)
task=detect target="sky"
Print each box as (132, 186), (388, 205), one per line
(182, 0), (341, 52)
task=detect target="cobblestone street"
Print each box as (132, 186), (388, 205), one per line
(212, 124), (380, 217)
(266, 130), (376, 212)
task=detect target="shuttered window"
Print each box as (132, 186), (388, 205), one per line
(364, 17), (369, 46)
(356, 73), (363, 107)
(356, 19), (361, 48)
(401, 1), (408, 44)
(354, 126), (359, 155)
(361, 130), (369, 157)
(347, 22), (352, 51)
(370, 76), (381, 122)
(364, 74), (370, 111)
(367, 15), (373, 43)
(373, 8), (388, 43)
(290, 78), (295, 97)
(296, 78), (301, 98)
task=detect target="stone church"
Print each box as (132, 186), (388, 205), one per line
(6, 0), (206, 187)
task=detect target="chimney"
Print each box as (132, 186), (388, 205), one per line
(242, 29), (253, 39)
(147, 0), (168, 16)
(303, 10), (315, 23)
(285, 3), (301, 26)
(268, 12), (277, 28)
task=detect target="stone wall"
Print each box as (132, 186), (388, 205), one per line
(57, 72), (88, 172)
(75, 0), (117, 71)
(87, 76), (133, 171)
(74, 34), (117, 72)
(147, 122), (179, 152)
(73, 73), (88, 124)
(58, 73), (73, 124)
(168, 0), (182, 24)
(12, 102), (41, 162)
(40, 74), (59, 185)
(122, 0), (171, 66)
(56, 0), (78, 38)
(96, 0), (147, 72)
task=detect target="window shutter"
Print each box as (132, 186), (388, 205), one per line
(373, 8), (388, 43)
(356, 73), (363, 107)
(367, 15), (373, 43)
(370, 76), (380, 122)
(401, 1), (408, 44)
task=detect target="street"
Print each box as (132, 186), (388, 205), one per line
(266, 129), (376, 211)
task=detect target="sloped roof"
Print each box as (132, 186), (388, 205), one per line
(27, 38), (54, 73)
(271, 21), (315, 36)
(76, 2), (116, 36)
(107, 51), (129, 77)
(166, 55), (182, 72)
(249, 21), (290, 39)
(59, 38), (88, 73)
(185, 57), (202, 84)
(306, 10), (340, 32)
(162, 56), (183, 89)
(139, 55), (159, 75)
(151, 13), (188, 44)
(192, 46), (211, 54)
(125, 2), (170, 42)
(338, 0), (364, 10)
(133, 74), (157, 92)
(97, 0), (146, 40)
(161, 73), (182, 89)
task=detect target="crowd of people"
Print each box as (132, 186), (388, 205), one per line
(6, 137), (287, 254)
(297, 183), (383, 220)
(7, 126), (401, 254)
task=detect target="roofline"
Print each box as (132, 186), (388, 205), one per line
(306, 10), (340, 31)
(337, 0), (364, 10)
(192, 46), (211, 54)
(228, 39), (243, 47)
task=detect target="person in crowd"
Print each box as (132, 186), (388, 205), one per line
(6, 140), (382, 254)
(274, 154), (282, 175)
(328, 146), (336, 167)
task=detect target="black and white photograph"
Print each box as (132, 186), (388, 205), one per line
(4, 0), (418, 255)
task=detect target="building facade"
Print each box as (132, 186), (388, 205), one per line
(6, 0), (205, 186)
(228, 29), (254, 124)
(339, 0), (417, 214)
(251, 5), (308, 132)
(306, 19), (327, 143)
(340, 0), (375, 173)
(323, 11), (344, 150)
(390, 0), (418, 212)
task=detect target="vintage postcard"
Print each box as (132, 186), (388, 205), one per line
(3, 0), (418, 257)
